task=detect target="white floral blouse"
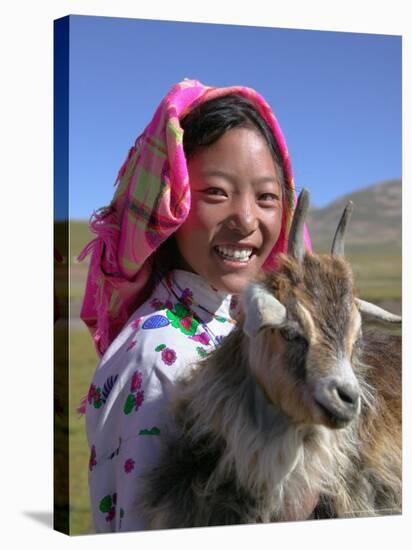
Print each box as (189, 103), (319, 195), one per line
(85, 269), (239, 533)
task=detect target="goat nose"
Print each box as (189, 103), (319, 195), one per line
(315, 378), (360, 428)
(333, 382), (360, 409)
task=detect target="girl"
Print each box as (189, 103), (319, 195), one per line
(80, 79), (311, 532)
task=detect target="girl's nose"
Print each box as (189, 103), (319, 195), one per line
(226, 198), (259, 235)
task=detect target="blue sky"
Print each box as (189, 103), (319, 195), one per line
(62, 15), (401, 220)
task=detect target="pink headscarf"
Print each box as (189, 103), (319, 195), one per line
(78, 79), (311, 358)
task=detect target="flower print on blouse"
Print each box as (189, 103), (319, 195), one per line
(85, 269), (237, 533)
(87, 374), (119, 410)
(154, 345), (177, 366)
(123, 370), (145, 415)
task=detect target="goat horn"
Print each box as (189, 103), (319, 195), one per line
(356, 298), (402, 334)
(242, 282), (287, 338)
(288, 188), (310, 263)
(331, 201), (354, 256)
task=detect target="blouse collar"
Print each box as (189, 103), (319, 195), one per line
(164, 269), (240, 323)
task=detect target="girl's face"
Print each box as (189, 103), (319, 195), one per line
(174, 127), (283, 294)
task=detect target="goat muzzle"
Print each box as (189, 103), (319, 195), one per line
(314, 378), (360, 428)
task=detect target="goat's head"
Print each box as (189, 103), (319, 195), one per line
(242, 189), (401, 430)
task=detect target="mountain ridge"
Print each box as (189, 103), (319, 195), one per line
(306, 179), (401, 252)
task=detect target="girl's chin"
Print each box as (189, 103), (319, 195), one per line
(207, 269), (261, 295)
(208, 249), (263, 293)
(177, 250), (265, 294)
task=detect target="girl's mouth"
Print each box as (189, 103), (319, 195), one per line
(213, 245), (256, 267)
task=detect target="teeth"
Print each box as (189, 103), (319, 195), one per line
(215, 246), (253, 262)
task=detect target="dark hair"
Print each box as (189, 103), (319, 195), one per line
(181, 93), (286, 189)
(152, 93), (287, 282)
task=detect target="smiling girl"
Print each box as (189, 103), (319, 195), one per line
(80, 79), (311, 532)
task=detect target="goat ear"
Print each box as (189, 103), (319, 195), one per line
(242, 283), (287, 338)
(356, 298), (402, 335)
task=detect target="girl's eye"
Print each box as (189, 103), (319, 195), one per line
(259, 193), (279, 202)
(205, 187), (227, 197)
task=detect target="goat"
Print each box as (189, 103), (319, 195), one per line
(139, 189), (402, 528)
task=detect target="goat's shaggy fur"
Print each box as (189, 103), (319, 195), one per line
(139, 253), (401, 529)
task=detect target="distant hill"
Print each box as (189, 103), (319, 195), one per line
(307, 179), (401, 253)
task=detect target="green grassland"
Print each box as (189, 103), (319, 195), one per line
(55, 322), (97, 535)
(315, 242), (402, 310)
(69, 328), (97, 535)
(59, 220), (402, 535)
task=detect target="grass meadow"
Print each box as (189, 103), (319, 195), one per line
(69, 328), (97, 535)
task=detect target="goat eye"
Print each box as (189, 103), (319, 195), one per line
(353, 332), (363, 350)
(280, 327), (302, 342)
